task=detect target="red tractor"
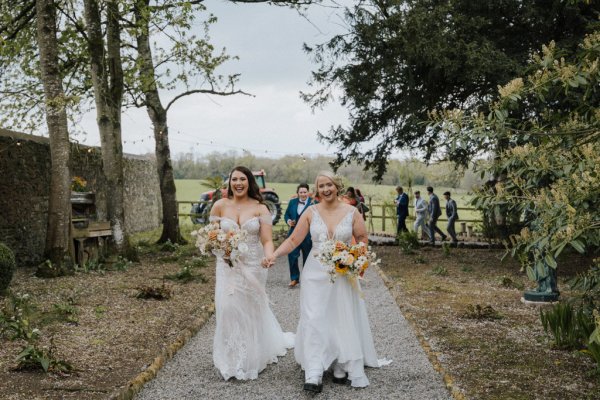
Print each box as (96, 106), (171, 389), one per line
(191, 170), (282, 225)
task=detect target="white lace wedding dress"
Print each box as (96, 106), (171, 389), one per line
(212, 216), (294, 380)
(295, 208), (380, 387)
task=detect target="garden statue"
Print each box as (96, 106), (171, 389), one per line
(523, 252), (560, 302)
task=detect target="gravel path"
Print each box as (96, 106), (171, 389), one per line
(136, 258), (450, 400)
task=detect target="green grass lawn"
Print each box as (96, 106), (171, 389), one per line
(174, 179), (482, 234)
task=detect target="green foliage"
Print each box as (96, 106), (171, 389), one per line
(435, 30), (600, 272)
(586, 310), (600, 370)
(302, 0), (596, 179)
(430, 266), (448, 276)
(0, 243), (16, 296)
(540, 302), (593, 350)
(441, 242), (451, 257)
(15, 341), (72, 373)
(0, 293), (71, 372)
(569, 260), (600, 313)
(0, 293), (38, 341)
(112, 256), (132, 271)
(499, 276), (524, 290)
(463, 304), (502, 320)
(414, 255), (427, 264)
(76, 259), (105, 273)
(160, 239), (179, 253)
(397, 231), (420, 254)
(50, 302), (79, 325)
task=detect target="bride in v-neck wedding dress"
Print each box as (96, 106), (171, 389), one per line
(210, 167), (293, 381)
(268, 171), (380, 393)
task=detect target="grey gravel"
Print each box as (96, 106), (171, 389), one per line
(135, 257), (451, 400)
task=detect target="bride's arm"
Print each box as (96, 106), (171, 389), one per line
(271, 210), (311, 261)
(352, 208), (368, 244)
(259, 204), (275, 258)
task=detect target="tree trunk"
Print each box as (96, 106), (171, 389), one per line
(83, 0), (128, 254)
(35, 0), (73, 277)
(134, 0), (185, 244)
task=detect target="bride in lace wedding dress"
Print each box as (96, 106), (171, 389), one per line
(209, 166), (294, 381)
(267, 171), (381, 393)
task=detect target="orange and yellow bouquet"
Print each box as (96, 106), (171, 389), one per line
(191, 223), (248, 267)
(316, 240), (380, 284)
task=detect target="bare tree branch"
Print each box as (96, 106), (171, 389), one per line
(165, 88), (253, 112)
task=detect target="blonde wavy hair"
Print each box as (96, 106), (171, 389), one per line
(314, 171), (344, 196)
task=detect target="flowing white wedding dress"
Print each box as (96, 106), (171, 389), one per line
(295, 208), (380, 387)
(212, 216), (294, 380)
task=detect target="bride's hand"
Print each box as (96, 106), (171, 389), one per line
(262, 255), (276, 268)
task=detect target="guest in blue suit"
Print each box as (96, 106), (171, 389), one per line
(395, 186), (409, 234)
(283, 183), (313, 288)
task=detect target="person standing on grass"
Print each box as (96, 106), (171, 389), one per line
(444, 191), (459, 245)
(427, 186), (446, 245)
(413, 190), (430, 240)
(283, 183), (314, 288)
(395, 186), (409, 234)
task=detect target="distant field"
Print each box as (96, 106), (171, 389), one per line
(175, 179), (482, 234)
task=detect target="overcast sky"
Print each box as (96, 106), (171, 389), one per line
(77, 0), (352, 158)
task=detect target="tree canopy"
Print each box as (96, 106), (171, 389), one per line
(433, 29), (599, 275)
(302, 0), (598, 179)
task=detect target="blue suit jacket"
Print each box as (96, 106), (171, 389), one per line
(396, 193), (409, 218)
(284, 197), (313, 241)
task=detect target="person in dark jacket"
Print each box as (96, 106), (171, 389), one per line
(427, 186), (447, 245)
(395, 186), (409, 234)
(444, 191), (459, 244)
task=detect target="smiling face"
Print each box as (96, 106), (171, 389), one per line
(298, 187), (309, 202)
(229, 170), (249, 199)
(316, 176), (339, 203)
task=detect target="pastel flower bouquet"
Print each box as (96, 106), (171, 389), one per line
(192, 223), (248, 267)
(316, 240), (380, 285)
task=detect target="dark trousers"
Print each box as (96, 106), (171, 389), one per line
(397, 215), (408, 234)
(447, 218), (458, 243)
(429, 218), (446, 244)
(288, 239), (312, 282)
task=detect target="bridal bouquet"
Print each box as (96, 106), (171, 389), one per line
(316, 240), (380, 284)
(191, 223), (248, 267)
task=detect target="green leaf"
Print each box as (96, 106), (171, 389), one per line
(536, 260), (547, 278)
(526, 265), (536, 281)
(40, 357), (50, 372)
(553, 242), (567, 259)
(545, 253), (557, 269)
(569, 240), (585, 253)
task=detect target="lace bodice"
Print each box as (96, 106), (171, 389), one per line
(310, 207), (355, 250)
(212, 216), (266, 266)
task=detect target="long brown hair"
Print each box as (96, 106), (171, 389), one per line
(227, 166), (263, 203)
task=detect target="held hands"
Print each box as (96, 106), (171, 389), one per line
(287, 219), (296, 227)
(261, 254), (277, 268)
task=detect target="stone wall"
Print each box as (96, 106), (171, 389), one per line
(0, 129), (162, 265)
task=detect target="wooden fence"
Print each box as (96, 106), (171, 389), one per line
(177, 199), (483, 236)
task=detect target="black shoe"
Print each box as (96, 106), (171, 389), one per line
(303, 382), (323, 393)
(332, 374), (348, 385)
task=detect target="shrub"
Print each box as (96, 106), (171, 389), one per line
(0, 243), (16, 296)
(540, 302), (587, 350)
(397, 231), (420, 254)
